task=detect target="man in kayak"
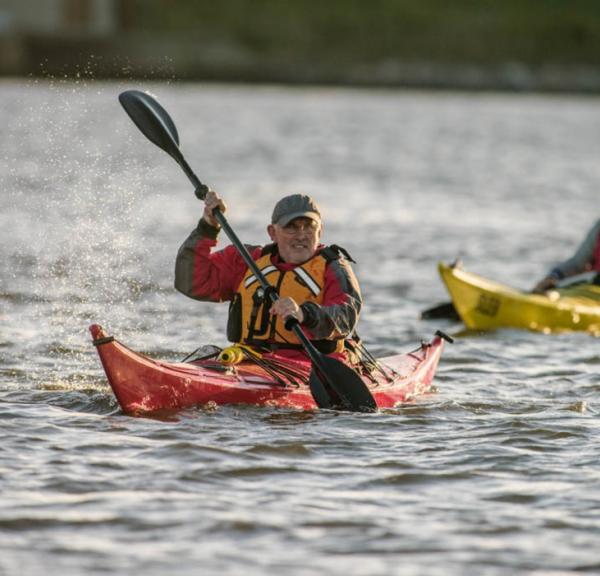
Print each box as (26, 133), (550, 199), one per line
(175, 191), (362, 361)
(533, 218), (600, 293)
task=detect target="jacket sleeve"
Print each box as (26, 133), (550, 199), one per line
(550, 219), (600, 279)
(300, 256), (362, 340)
(174, 219), (250, 302)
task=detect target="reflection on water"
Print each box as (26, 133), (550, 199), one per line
(1, 79), (599, 575)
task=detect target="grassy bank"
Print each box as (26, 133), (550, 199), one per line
(7, 0), (600, 91)
(125, 0), (600, 67)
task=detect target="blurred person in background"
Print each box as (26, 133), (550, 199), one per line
(533, 218), (600, 292)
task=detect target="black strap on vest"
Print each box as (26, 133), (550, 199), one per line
(260, 243), (278, 257)
(319, 244), (356, 263)
(247, 285), (279, 342)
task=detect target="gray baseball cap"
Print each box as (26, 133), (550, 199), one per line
(271, 194), (321, 227)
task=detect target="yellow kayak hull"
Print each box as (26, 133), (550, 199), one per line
(438, 262), (600, 334)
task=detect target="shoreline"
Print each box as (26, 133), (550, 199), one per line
(2, 34), (600, 94)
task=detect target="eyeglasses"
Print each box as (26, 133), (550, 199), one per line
(280, 220), (320, 235)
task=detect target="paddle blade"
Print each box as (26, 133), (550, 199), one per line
(119, 90), (182, 163)
(309, 356), (377, 413)
(421, 301), (460, 320)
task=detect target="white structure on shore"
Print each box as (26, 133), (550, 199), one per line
(1, 0), (118, 36)
(0, 0), (120, 73)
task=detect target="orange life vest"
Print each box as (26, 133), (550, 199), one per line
(229, 247), (344, 353)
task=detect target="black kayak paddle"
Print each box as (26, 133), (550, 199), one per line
(118, 89), (377, 413)
(421, 301), (460, 320)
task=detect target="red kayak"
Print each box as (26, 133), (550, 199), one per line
(90, 324), (446, 414)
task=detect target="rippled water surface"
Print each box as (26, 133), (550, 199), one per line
(1, 79), (600, 575)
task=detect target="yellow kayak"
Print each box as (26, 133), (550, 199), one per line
(438, 262), (600, 334)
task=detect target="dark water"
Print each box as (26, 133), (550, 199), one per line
(1, 79), (599, 575)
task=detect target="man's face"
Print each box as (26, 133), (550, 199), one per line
(267, 217), (322, 264)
